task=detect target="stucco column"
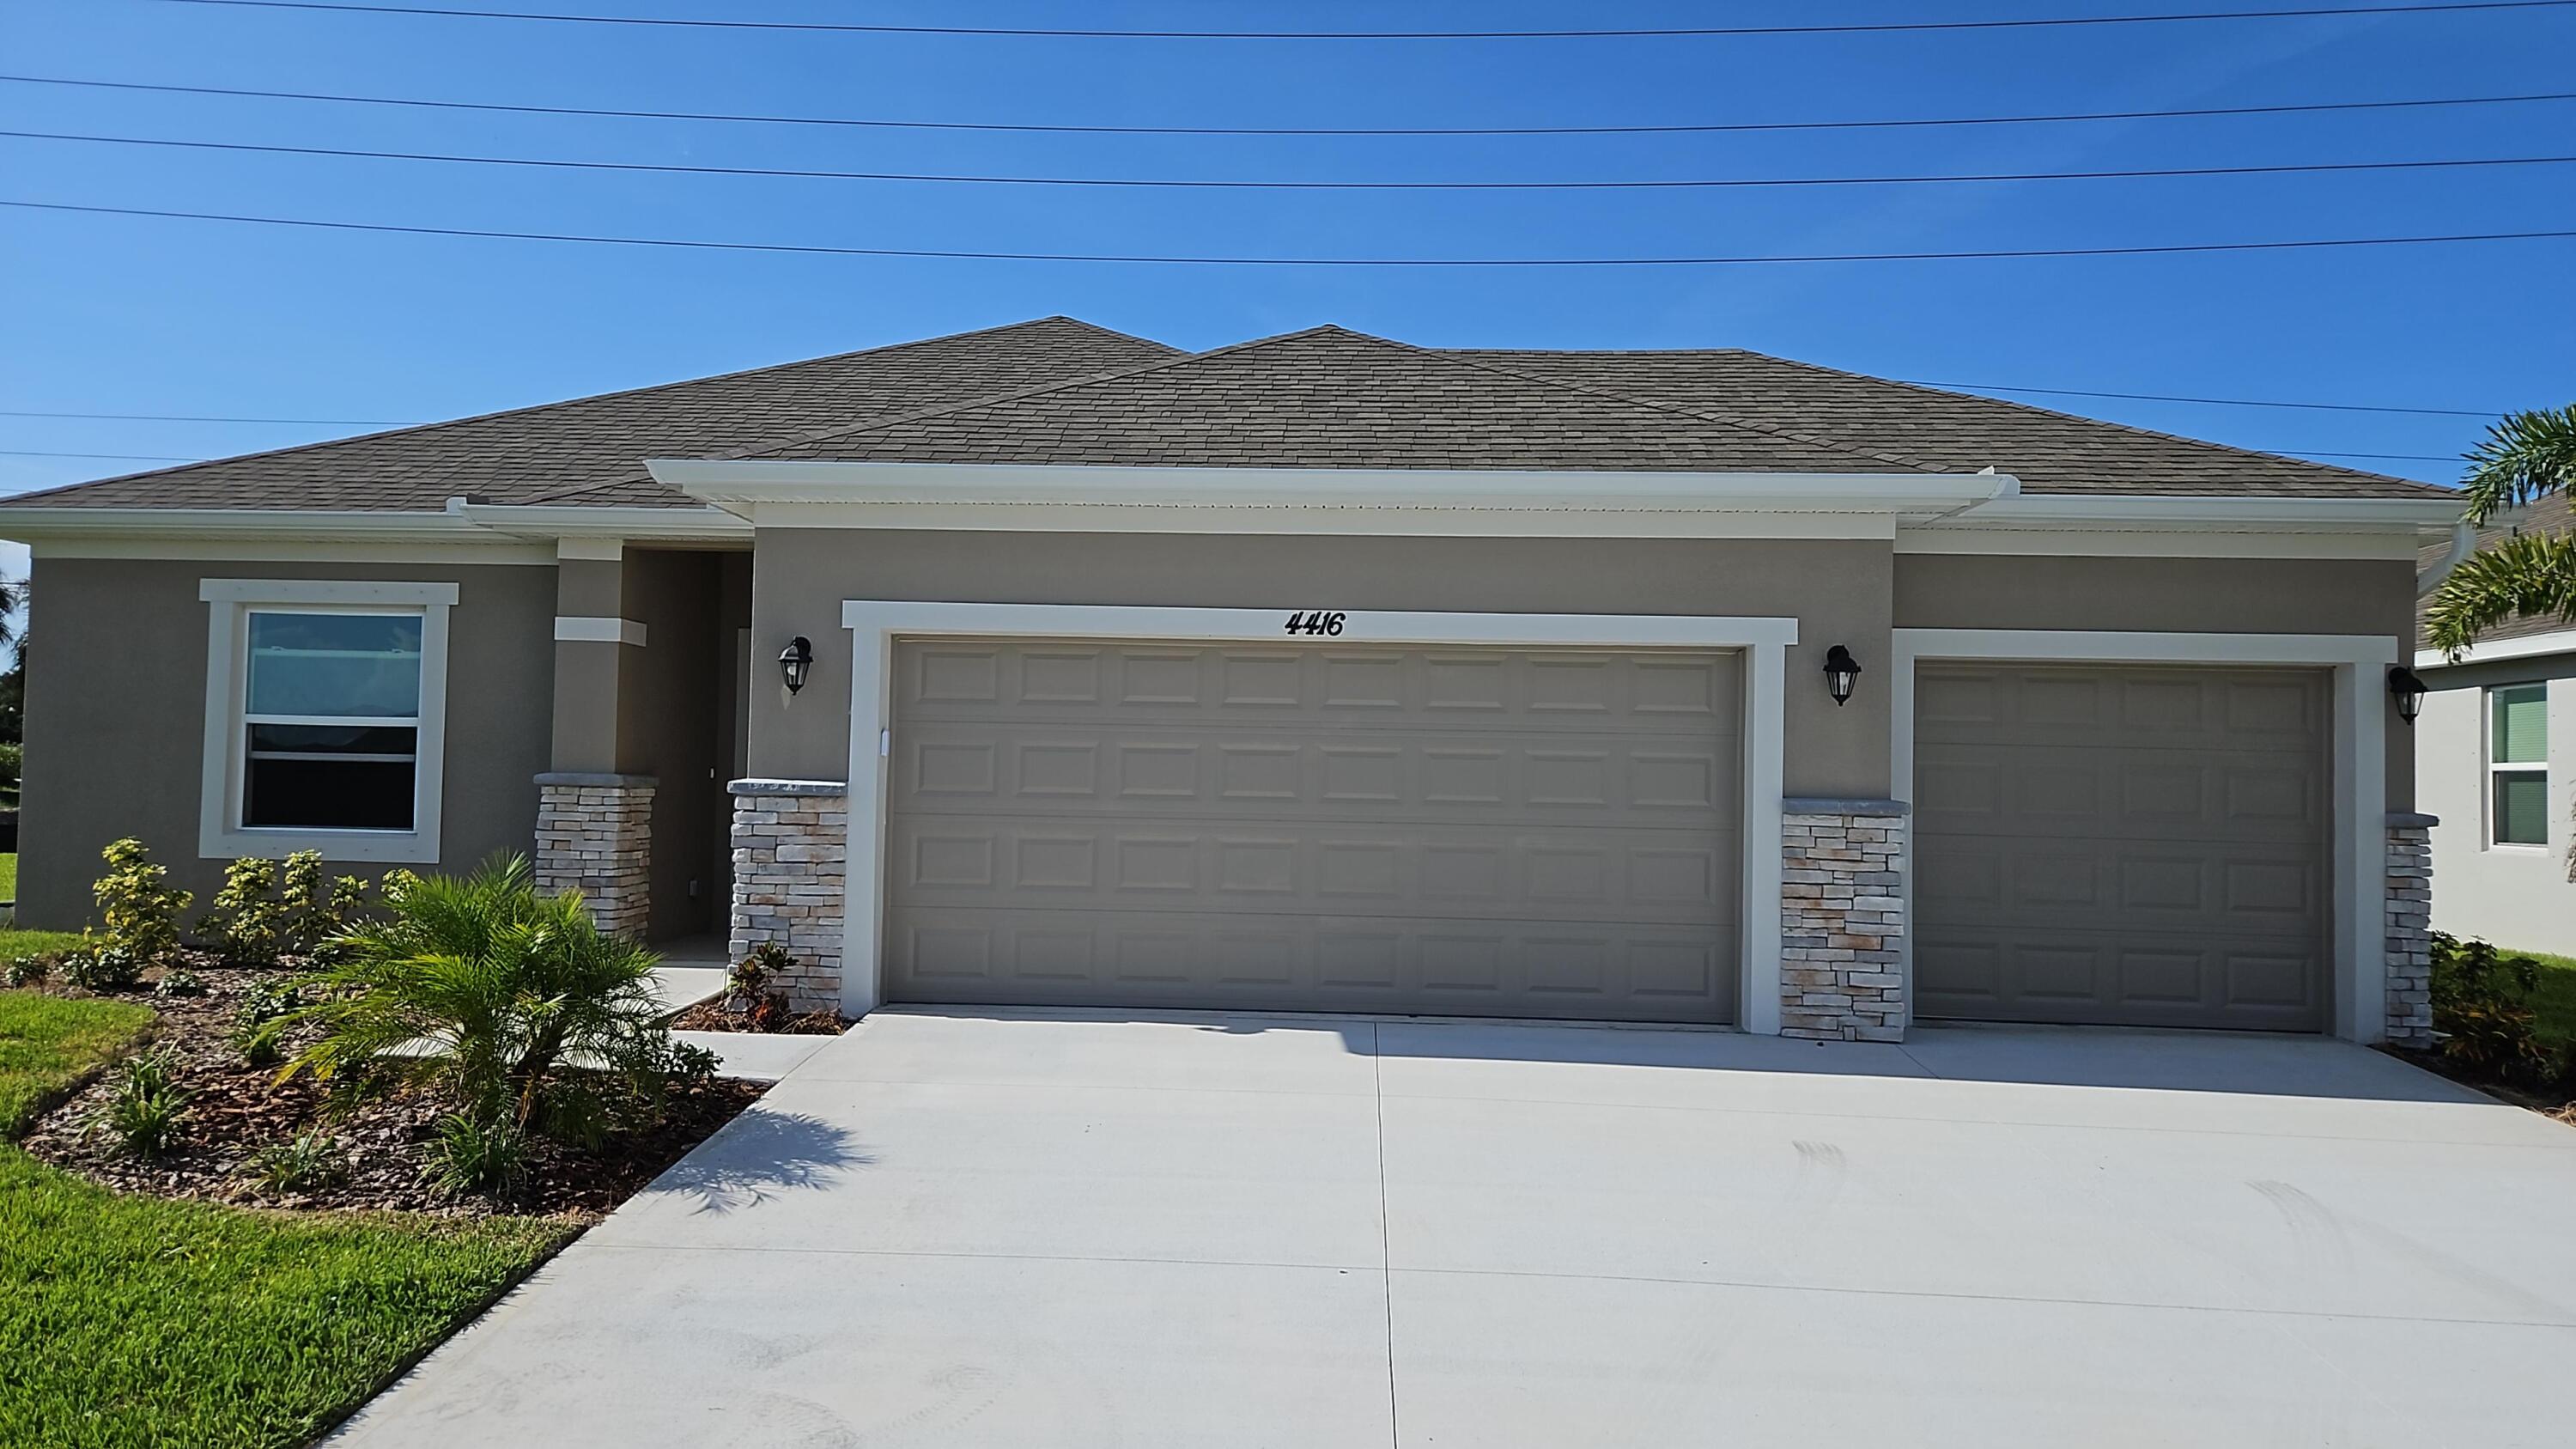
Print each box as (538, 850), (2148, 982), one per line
(538, 539), (655, 935)
(1779, 799), (1910, 1042)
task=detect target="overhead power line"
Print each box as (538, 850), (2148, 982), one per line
(0, 408), (398, 424)
(11, 198), (2576, 268)
(1908, 381), (2494, 417)
(14, 128), (2575, 192)
(10, 74), (2572, 137)
(147, 0), (2576, 40)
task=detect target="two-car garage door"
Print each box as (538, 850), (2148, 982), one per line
(882, 641), (1743, 1023)
(1913, 661), (2332, 1032)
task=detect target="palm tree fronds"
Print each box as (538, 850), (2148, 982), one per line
(2425, 531), (2576, 655)
(2458, 405), (2576, 525)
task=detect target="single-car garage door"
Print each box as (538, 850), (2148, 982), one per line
(1914, 661), (2330, 1031)
(883, 640), (1742, 1022)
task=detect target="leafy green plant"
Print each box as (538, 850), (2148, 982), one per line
(280, 851), (371, 959)
(195, 856), (283, 965)
(227, 975), (303, 1068)
(58, 937), (143, 993)
(285, 855), (675, 1142)
(0, 740), (21, 795)
(2431, 932), (2561, 1081)
(153, 967), (207, 998)
(92, 837), (190, 966)
(425, 1111), (530, 1198)
(726, 942), (794, 1030)
(84, 1048), (192, 1157)
(3, 953), (48, 989)
(246, 1130), (346, 1193)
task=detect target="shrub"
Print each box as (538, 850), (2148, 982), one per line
(726, 943), (794, 1030)
(59, 937), (143, 993)
(286, 855), (676, 1143)
(153, 967), (207, 998)
(195, 856), (284, 965)
(2431, 932), (2559, 1081)
(281, 852), (372, 960)
(85, 1048), (191, 1157)
(92, 837), (190, 966)
(426, 1111), (530, 1198)
(0, 740), (21, 794)
(228, 975), (303, 1068)
(247, 1130), (345, 1193)
(3, 953), (47, 989)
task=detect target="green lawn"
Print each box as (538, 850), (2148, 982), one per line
(2506, 948), (2576, 1056)
(0, 927), (89, 971)
(0, 853), (18, 905)
(0, 989), (574, 1449)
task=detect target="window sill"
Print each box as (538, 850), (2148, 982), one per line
(199, 825), (440, 865)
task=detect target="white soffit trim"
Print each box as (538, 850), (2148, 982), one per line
(1921, 493), (2462, 531)
(553, 616), (647, 646)
(658, 460), (2019, 516)
(453, 502), (750, 544)
(2415, 626), (2576, 670)
(1895, 529), (2421, 559)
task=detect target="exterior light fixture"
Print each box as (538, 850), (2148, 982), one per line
(777, 636), (814, 695)
(2388, 665), (2428, 726)
(1822, 644), (1862, 706)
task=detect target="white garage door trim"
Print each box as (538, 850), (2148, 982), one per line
(1890, 629), (2397, 1044)
(842, 602), (1798, 1028)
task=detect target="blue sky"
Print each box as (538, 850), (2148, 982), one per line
(5, 0), (2574, 554)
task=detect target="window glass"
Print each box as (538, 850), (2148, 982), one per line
(240, 612), (422, 831)
(246, 612), (422, 719)
(2494, 770), (2549, 847)
(2488, 684), (2549, 847)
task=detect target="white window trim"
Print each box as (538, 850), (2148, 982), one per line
(198, 579), (459, 863)
(1888, 629), (2397, 1044)
(838, 601), (1798, 1029)
(2484, 682), (2550, 851)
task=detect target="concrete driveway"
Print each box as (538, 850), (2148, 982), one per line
(332, 1009), (2576, 1448)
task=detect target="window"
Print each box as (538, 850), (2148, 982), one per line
(2488, 682), (2549, 847)
(199, 580), (456, 862)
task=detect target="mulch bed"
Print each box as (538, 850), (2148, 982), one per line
(19, 961), (769, 1217)
(669, 999), (847, 1035)
(2383, 1044), (2576, 1125)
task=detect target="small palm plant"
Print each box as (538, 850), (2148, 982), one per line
(2425, 405), (2576, 655)
(284, 855), (672, 1177)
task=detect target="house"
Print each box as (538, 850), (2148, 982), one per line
(2413, 491), (2574, 954)
(0, 318), (2465, 1044)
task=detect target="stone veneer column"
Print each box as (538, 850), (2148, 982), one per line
(1779, 799), (1910, 1042)
(729, 779), (849, 1013)
(2385, 812), (2438, 1049)
(532, 772), (655, 941)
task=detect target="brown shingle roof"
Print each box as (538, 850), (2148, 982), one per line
(1449, 347), (2450, 497)
(743, 326), (1941, 474)
(3, 314), (2458, 511)
(0, 317), (1181, 512)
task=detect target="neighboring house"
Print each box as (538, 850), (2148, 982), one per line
(2414, 491), (2576, 954)
(0, 319), (2464, 1044)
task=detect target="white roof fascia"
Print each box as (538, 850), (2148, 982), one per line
(2415, 626), (2576, 670)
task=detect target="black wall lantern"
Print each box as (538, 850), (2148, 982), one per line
(777, 636), (814, 695)
(2388, 665), (2428, 726)
(1822, 644), (1862, 706)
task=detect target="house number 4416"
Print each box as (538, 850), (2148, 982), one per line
(1282, 611), (1347, 636)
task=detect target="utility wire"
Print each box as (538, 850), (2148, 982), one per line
(1907, 381), (2494, 416)
(13, 127), (2574, 192)
(0, 408), (398, 424)
(10, 74), (2571, 138)
(145, 0), (2576, 40)
(11, 198), (2576, 267)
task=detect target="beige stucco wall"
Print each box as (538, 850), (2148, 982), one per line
(2418, 673), (2576, 954)
(18, 555), (556, 930)
(1893, 554), (2421, 810)
(744, 528), (1900, 800)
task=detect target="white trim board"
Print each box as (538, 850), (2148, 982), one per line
(553, 616), (648, 647)
(1887, 628), (2398, 1044)
(2416, 626), (2576, 671)
(836, 601), (1798, 1030)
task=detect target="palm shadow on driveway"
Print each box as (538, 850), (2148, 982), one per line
(641, 1109), (872, 1215)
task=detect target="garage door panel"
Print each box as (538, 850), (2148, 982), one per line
(1916, 662), (2328, 1032)
(889, 816), (1735, 926)
(899, 643), (1744, 734)
(884, 906), (1734, 1020)
(1916, 745), (2324, 843)
(893, 727), (1736, 827)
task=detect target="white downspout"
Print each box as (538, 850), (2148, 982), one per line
(2416, 521), (2475, 599)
